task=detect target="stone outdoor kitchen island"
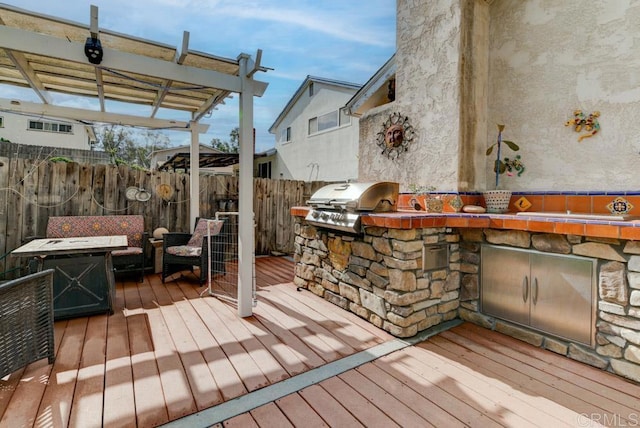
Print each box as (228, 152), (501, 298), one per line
(294, 221), (459, 338)
(292, 208), (640, 384)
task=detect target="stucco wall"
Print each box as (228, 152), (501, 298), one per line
(358, 0), (464, 192)
(487, 0), (640, 191)
(274, 83), (359, 182)
(359, 0), (640, 193)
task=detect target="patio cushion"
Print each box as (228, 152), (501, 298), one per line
(111, 247), (143, 257)
(166, 245), (202, 257)
(47, 215), (144, 248)
(186, 219), (223, 248)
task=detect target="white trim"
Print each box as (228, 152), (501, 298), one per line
(0, 99), (209, 133)
(0, 25), (268, 97)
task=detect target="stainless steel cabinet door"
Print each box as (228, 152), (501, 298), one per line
(481, 245), (531, 325)
(530, 253), (595, 346)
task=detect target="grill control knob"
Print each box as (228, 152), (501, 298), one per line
(311, 211), (320, 218)
(320, 212), (329, 220)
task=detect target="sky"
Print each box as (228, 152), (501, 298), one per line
(0, 0), (396, 152)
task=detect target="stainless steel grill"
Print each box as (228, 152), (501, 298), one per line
(305, 182), (399, 233)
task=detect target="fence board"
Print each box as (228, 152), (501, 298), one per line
(0, 160), (326, 277)
(5, 158), (25, 276)
(22, 159), (38, 242)
(78, 163), (93, 217)
(0, 158), (10, 276)
(91, 164), (106, 216)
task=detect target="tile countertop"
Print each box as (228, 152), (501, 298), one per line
(290, 207), (640, 241)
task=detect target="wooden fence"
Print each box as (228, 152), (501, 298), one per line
(0, 157), (326, 278)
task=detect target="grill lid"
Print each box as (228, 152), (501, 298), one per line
(307, 181), (399, 212)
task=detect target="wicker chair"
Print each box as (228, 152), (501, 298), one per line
(162, 218), (226, 284)
(0, 269), (55, 378)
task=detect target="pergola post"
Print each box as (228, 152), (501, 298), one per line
(237, 54), (255, 317)
(189, 121), (199, 231)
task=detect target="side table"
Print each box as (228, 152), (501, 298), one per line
(149, 238), (163, 274)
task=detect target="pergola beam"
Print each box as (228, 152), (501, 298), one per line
(0, 98), (209, 133)
(0, 25), (268, 97)
(151, 31), (190, 118)
(87, 5), (106, 111)
(0, 14), (52, 104)
(95, 69), (106, 112)
(193, 91), (231, 122)
(3, 50), (53, 105)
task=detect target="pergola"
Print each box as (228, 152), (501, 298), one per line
(0, 3), (269, 316)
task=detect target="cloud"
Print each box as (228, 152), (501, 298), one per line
(195, 1), (395, 48)
(0, 0), (396, 152)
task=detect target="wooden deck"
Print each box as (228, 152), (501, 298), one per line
(225, 322), (640, 428)
(1, 256), (639, 427)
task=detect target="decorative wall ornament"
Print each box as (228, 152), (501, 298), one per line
(565, 110), (600, 142)
(376, 112), (415, 159)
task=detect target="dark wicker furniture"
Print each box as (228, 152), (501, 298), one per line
(0, 269), (55, 378)
(162, 218), (226, 284)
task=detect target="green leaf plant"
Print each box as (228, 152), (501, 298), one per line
(485, 124), (525, 189)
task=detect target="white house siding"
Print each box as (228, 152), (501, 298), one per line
(273, 82), (359, 182)
(0, 111), (91, 150)
(358, 0), (640, 193)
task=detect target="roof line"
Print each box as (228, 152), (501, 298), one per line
(345, 54), (396, 116)
(268, 75), (361, 133)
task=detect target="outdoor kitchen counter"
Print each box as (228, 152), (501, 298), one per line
(290, 206), (640, 240)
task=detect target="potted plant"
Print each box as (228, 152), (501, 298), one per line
(484, 124), (525, 213)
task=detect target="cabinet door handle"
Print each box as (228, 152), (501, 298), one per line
(532, 277), (538, 305)
(522, 276), (529, 303)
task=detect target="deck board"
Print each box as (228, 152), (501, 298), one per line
(355, 362), (466, 428)
(69, 315), (108, 428)
(272, 393), (329, 428)
(423, 336), (579, 426)
(458, 322), (640, 409)
(36, 317), (88, 428)
(440, 328), (637, 420)
(2, 256), (640, 428)
(103, 286), (136, 428)
(298, 384), (365, 427)
(249, 401), (294, 428)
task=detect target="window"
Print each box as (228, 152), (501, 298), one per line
(0, 116), (3, 128)
(257, 161), (272, 178)
(308, 108), (350, 135)
(28, 119), (73, 134)
(308, 82), (314, 97)
(280, 126), (291, 143)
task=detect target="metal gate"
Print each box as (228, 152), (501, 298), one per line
(201, 212), (256, 306)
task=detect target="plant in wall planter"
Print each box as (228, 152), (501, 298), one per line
(484, 124), (525, 213)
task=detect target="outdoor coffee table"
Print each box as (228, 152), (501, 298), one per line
(12, 235), (127, 319)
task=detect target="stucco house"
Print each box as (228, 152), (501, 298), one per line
(269, 76), (361, 181)
(0, 110), (106, 163)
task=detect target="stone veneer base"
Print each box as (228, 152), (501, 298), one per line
(293, 215), (640, 384)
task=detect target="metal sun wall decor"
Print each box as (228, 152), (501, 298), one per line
(376, 112), (415, 159)
(565, 110), (600, 142)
